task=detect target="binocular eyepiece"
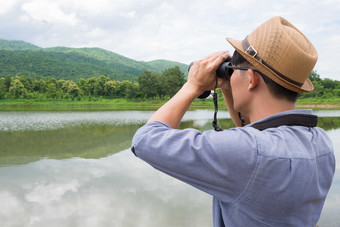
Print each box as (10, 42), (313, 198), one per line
(188, 59), (232, 99)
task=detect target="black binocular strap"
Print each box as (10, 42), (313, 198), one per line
(212, 77), (223, 131)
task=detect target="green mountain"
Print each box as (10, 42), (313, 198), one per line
(0, 39), (188, 81)
(0, 39), (40, 50)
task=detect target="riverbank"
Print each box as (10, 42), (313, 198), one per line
(0, 98), (196, 111)
(0, 97), (339, 111)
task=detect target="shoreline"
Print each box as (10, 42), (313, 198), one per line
(0, 99), (339, 111)
(296, 104), (340, 109)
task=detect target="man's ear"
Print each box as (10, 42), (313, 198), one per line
(247, 69), (259, 90)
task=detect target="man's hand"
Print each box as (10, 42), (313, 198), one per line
(187, 51), (230, 95)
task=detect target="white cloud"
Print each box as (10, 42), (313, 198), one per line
(25, 180), (79, 203)
(21, 0), (78, 25)
(0, 191), (23, 216)
(0, 0), (20, 15)
(0, 191), (28, 226)
(65, 0), (115, 15)
(121, 11), (136, 19)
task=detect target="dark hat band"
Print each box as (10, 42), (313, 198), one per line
(242, 37), (304, 87)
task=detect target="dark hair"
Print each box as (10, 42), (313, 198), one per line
(230, 51), (298, 102)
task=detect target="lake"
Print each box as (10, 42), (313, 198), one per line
(0, 109), (339, 227)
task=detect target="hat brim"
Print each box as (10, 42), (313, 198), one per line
(226, 38), (314, 93)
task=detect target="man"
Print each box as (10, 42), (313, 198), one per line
(131, 16), (335, 226)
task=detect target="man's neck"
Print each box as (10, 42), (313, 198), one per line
(248, 98), (296, 123)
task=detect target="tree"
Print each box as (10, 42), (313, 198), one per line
(162, 66), (185, 98)
(46, 77), (57, 86)
(94, 75), (108, 96)
(0, 78), (7, 99)
(138, 71), (162, 98)
(62, 80), (81, 99)
(4, 75), (11, 91)
(46, 83), (58, 99)
(125, 82), (140, 99)
(77, 78), (88, 95)
(322, 78), (335, 89)
(104, 80), (119, 98)
(117, 80), (134, 98)
(32, 79), (47, 93)
(9, 78), (27, 98)
(67, 82), (81, 99)
(57, 80), (67, 93)
(86, 77), (97, 96)
(18, 75), (32, 92)
(309, 70), (321, 82)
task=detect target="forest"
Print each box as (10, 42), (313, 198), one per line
(0, 66), (186, 100)
(0, 67), (339, 102)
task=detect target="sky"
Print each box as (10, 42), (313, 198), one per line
(0, 0), (339, 81)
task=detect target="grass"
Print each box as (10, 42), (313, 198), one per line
(0, 96), (339, 111)
(296, 97), (340, 109)
(0, 98), (164, 111)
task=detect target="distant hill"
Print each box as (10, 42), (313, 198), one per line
(0, 39), (188, 81)
(0, 39), (40, 50)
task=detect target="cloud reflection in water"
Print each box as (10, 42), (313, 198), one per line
(0, 150), (212, 227)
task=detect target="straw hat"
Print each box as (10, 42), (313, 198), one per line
(226, 16), (317, 93)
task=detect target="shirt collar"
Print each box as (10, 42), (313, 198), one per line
(247, 109), (317, 131)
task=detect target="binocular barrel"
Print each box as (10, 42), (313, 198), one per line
(188, 60), (231, 99)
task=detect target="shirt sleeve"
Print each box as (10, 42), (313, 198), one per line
(131, 121), (259, 203)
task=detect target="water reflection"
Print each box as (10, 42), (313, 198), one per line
(0, 111), (154, 132)
(0, 110), (339, 227)
(0, 150), (212, 227)
(0, 124), (144, 166)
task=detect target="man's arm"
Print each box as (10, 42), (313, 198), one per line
(148, 51), (230, 128)
(147, 83), (199, 128)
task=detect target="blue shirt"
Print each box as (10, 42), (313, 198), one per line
(131, 109), (335, 226)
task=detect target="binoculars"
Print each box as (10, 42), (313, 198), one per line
(188, 59), (232, 99)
